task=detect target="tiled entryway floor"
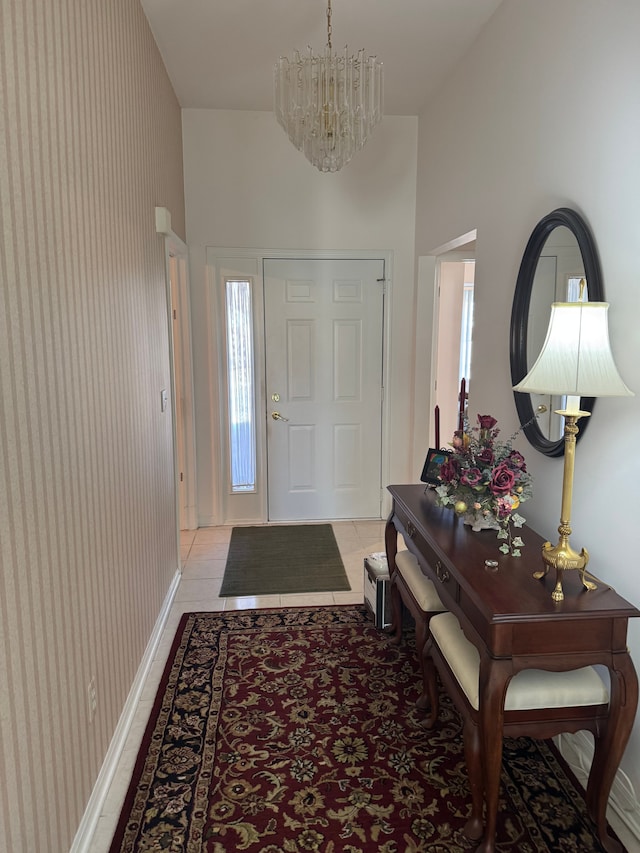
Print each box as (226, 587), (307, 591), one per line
(90, 520), (386, 852)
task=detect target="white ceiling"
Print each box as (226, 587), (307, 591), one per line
(141, 0), (503, 116)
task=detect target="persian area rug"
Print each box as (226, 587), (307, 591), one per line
(110, 607), (624, 853)
(219, 524), (350, 596)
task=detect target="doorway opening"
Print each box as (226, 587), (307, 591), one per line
(435, 257), (475, 445)
(414, 229), (476, 459)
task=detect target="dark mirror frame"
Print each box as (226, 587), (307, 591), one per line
(510, 208), (604, 457)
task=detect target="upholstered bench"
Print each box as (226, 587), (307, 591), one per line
(388, 549), (447, 708)
(424, 610), (610, 841)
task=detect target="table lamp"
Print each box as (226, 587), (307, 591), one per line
(513, 299), (634, 601)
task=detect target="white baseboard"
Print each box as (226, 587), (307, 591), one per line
(556, 731), (640, 847)
(70, 567), (182, 853)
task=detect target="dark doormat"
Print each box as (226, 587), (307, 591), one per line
(219, 523), (351, 596)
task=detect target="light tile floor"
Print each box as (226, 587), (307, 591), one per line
(89, 520), (639, 853)
(89, 520), (386, 852)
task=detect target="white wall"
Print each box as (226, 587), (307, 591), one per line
(182, 109), (419, 523)
(414, 0), (640, 817)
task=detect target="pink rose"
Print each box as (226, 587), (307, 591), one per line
(489, 462), (516, 496)
(477, 414), (497, 430)
(451, 430), (470, 452)
(439, 457), (459, 483)
(476, 447), (495, 466)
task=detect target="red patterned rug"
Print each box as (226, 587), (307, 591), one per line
(109, 606), (624, 852)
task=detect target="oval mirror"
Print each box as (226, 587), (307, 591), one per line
(510, 208), (604, 457)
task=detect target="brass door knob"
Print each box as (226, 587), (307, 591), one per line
(271, 411), (289, 421)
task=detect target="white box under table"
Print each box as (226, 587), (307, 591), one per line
(363, 552), (391, 629)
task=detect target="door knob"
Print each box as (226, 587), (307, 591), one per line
(271, 411), (289, 421)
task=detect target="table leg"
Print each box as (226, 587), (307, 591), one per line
(462, 717), (484, 841)
(420, 637), (440, 728)
(586, 653), (638, 853)
(385, 514), (402, 643)
(475, 658), (511, 853)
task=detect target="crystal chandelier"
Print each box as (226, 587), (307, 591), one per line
(274, 0), (383, 173)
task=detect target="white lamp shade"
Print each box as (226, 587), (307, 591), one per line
(513, 302), (634, 398)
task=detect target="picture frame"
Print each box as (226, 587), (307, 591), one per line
(420, 448), (452, 486)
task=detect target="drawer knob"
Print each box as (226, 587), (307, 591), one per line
(435, 561), (450, 583)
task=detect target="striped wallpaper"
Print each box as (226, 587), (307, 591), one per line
(0, 1), (185, 850)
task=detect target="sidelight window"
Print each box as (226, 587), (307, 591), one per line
(225, 279), (256, 492)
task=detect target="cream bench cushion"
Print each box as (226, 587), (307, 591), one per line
(395, 549), (446, 613)
(429, 611), (609, 711)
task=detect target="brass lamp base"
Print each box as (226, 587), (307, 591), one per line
(533, 537), (596, 602)
(531, 408), (597, 602)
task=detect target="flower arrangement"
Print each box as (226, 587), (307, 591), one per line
(435, 414), (533, 556)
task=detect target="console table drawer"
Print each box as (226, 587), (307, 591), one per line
(393, 504), (459, 605)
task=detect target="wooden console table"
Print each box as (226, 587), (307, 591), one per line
(385, 484), (639, 853)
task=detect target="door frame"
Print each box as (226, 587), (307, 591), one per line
(206, 247), (393, 525)
(156, 208), (198, 531)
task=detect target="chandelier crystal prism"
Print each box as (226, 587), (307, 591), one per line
(274, 0), (383, 173)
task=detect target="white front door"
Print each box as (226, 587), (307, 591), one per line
(264, 258), (385, 521)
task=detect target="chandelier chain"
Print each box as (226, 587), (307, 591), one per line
(326, 0), (332, 50)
